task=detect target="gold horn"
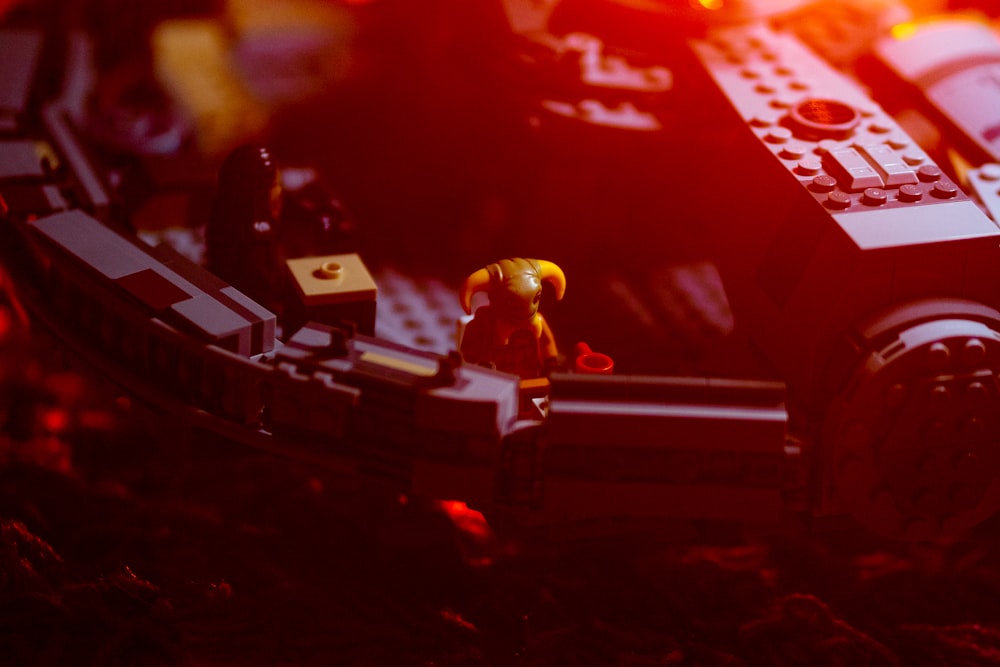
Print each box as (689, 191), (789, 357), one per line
(534, 260), (566, 301)
(460, 267), (492, 314)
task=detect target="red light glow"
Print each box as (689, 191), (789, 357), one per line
(436, 500), (491, 540)
(42, 408), (69, 434)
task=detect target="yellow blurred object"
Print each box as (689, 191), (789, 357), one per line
(226, 0), (354, 104)
(890, 21), (919, 40)
(152, 20), (269, 158)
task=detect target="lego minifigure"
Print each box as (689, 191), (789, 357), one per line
(459, 258), (566, 379)
(206, 145), (282, 308)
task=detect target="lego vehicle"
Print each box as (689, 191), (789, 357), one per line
(6, 8), (1000, 543)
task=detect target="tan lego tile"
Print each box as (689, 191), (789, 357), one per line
(286, 253), (377, 306)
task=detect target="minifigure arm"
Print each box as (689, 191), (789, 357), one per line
(537, 314), (558, 364)
(460, 307), (494, 367)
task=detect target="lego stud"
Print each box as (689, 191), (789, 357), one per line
(963, 338), (987, 365)
(927, 342), (950, 369)
(898, 184), (922, 202)
(811, 175), (837, 192)
(967, 381), (988, 400)
(929, 384), (951, 403)
(931, 181), (958, 199)
(825, 192), (851, 210)
(862, 188), (888, 206)
(318, 261), (344, 280)
(978, 163), (1000, 181)
(789, 98), (860, 139)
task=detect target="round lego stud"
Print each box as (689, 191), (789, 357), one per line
(318, 261), (344, 280)
(964, 338), (987, 365)
(780, 143), (807, 160)
(931, 181), (958, 199)
(825, 191), (851, 209)
(862, 187), (887, 206)
(978, 163), (1000, 181)
(929, 384), (951, 403)
(967, 381), (988, 400)
(898, 184), (922, 202)
(795, 158), (821, 175)
(928, 341), (950, 369)
(764, 127), (792, 143)
(789, 98), (860, 139)
(887, 135), (910, 150)
(918, 164), (943, 182)
(810, 175), (837, 192)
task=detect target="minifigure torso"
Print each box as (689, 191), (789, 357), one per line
(462, 305), (556, 379)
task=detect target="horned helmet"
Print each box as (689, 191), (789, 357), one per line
(460, 258), (566, 321)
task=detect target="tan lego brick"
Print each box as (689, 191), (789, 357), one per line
(286, 254), (377, 306)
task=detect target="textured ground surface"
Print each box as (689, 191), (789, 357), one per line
(2, 373), (1000, 667)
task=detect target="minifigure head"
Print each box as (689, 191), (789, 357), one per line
(461, 258), (566, 320)
(215, 145), (282, 236)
